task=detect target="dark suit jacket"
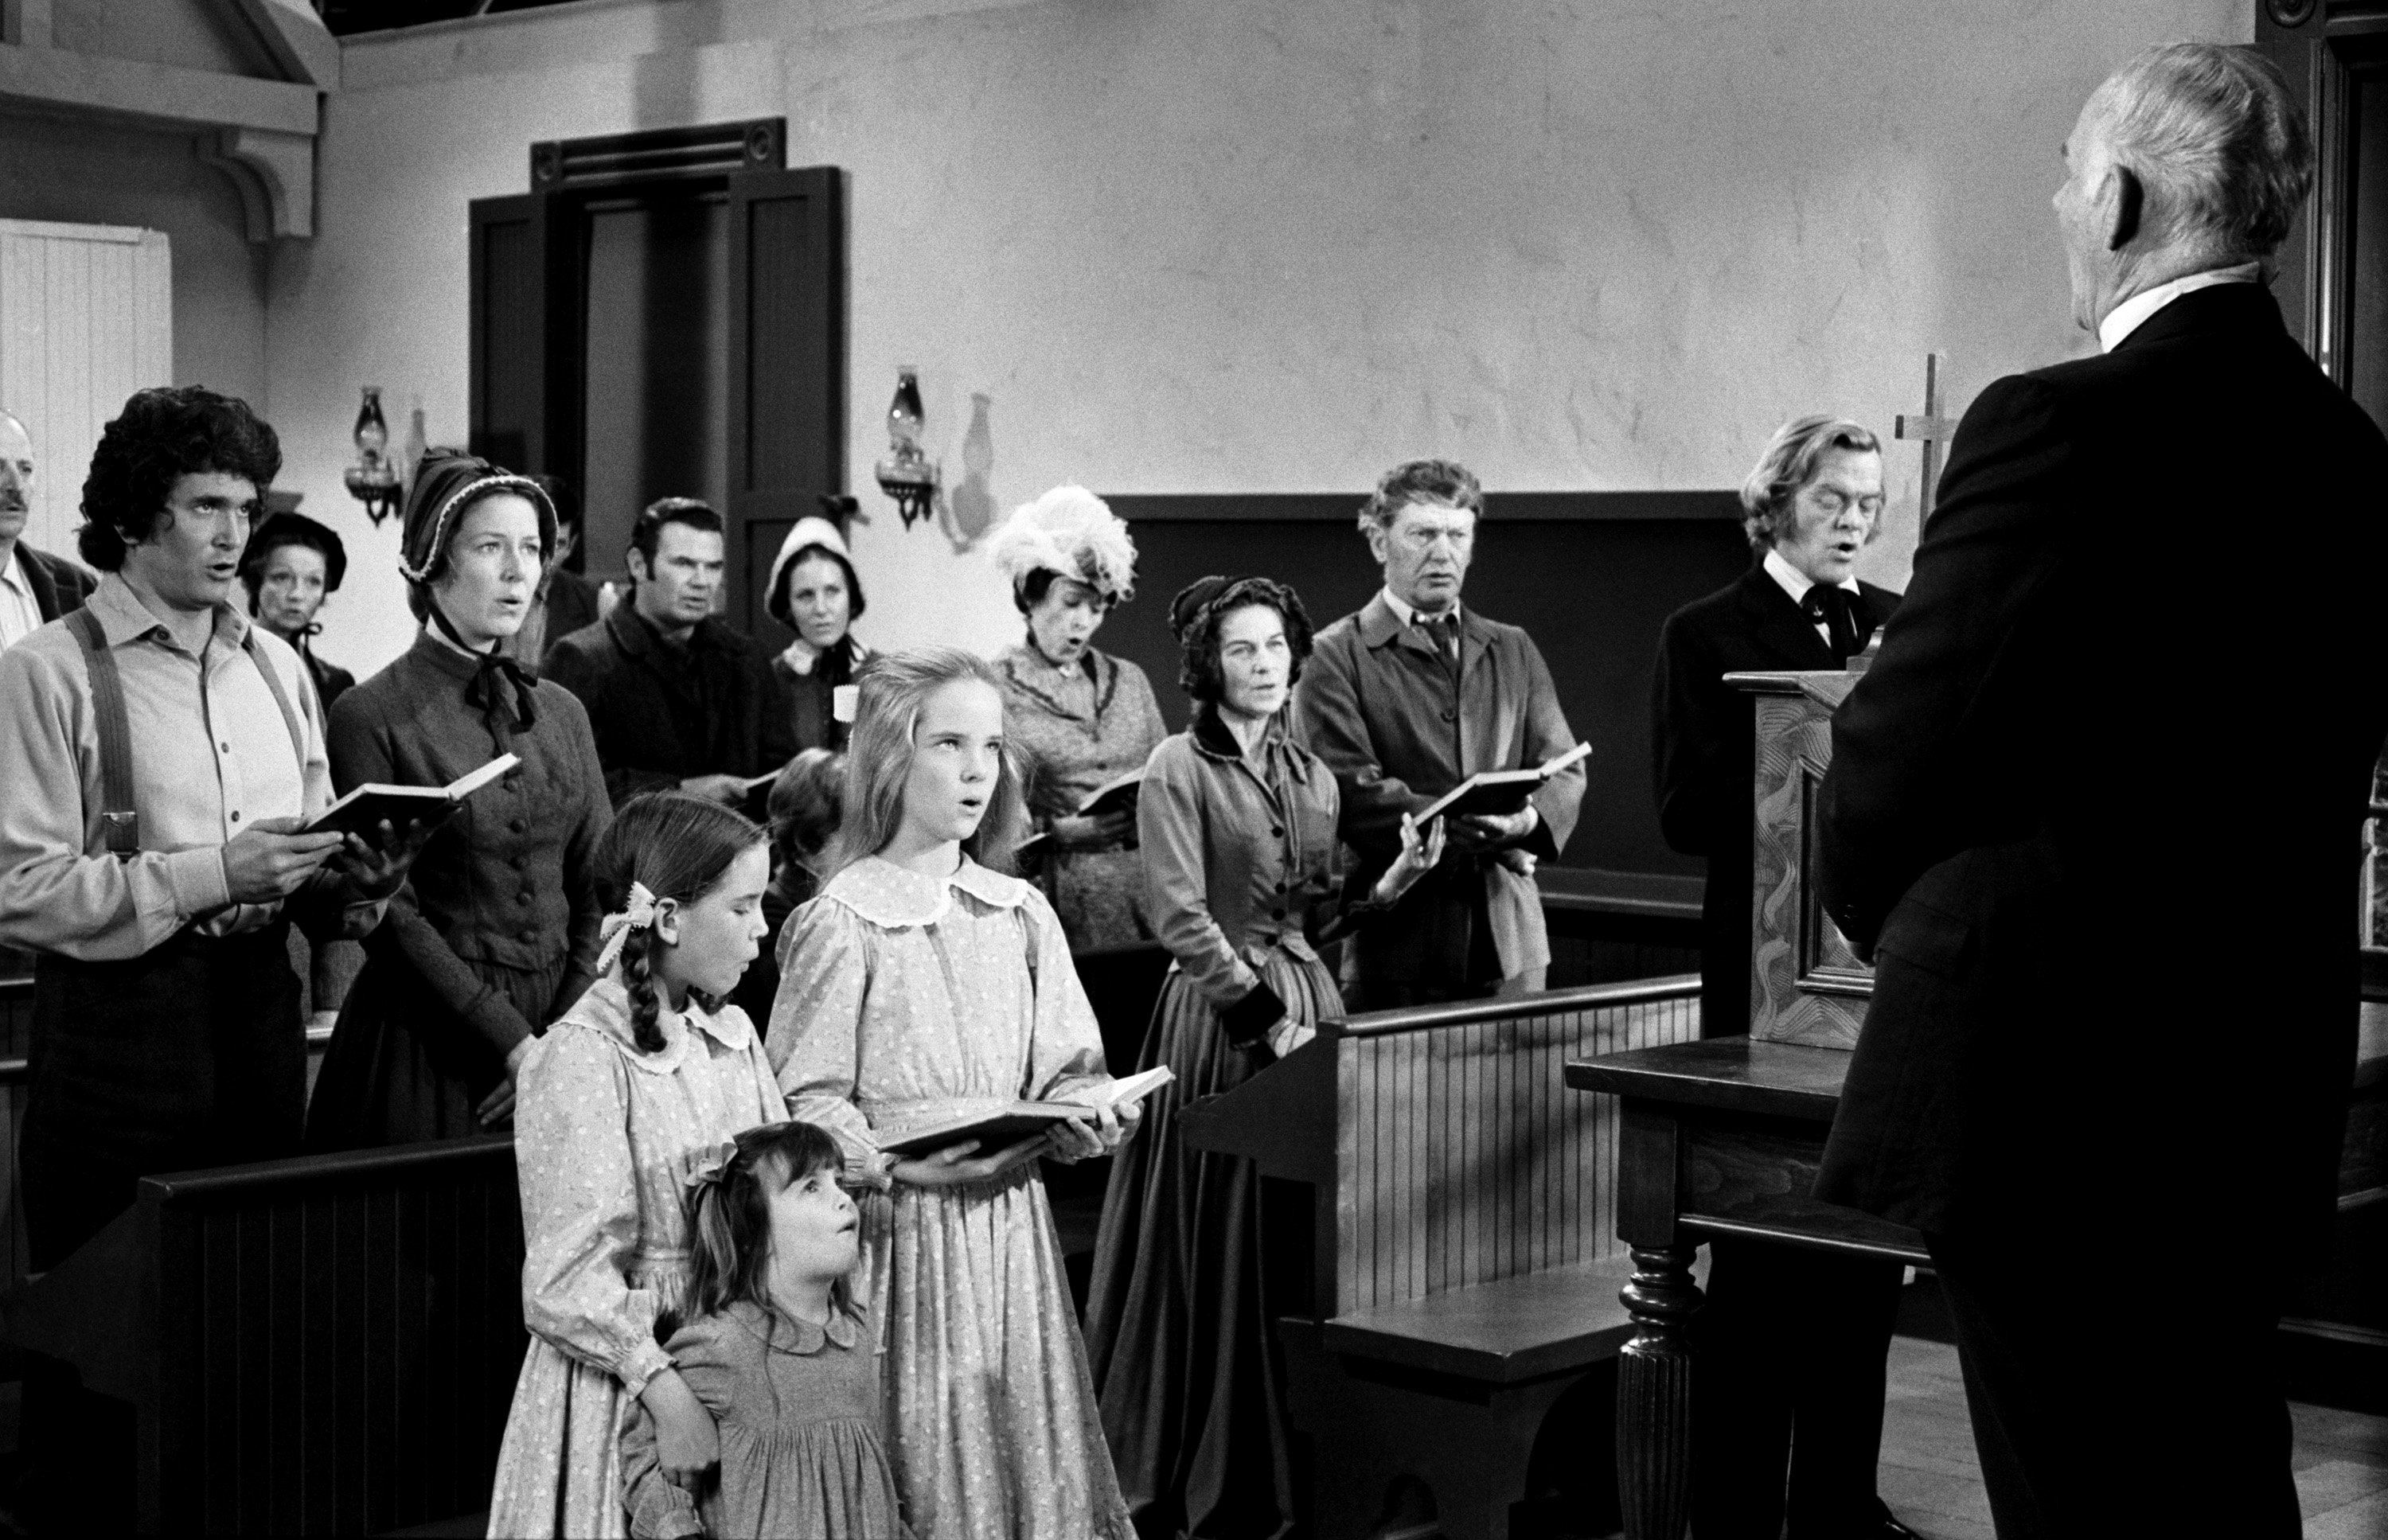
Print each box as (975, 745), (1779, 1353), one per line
(541, 605), (797, 808)
(1816, 283), (2388, 1246)
(1652, 564), (1899, 1037)
(14, 541), (96, 622)
(1297, 593), (1586, 992)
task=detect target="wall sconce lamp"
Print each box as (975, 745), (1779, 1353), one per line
(343, 386), (402, 527)
(873, 366), (939, 530)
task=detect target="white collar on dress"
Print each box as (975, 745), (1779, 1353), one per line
(820, 854), (1027, 928)
(556, 975), (756, 1074)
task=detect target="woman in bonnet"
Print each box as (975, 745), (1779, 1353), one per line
(764, 513), (871, 754)
(306, 450), (613, 1149)
(989, 485), (1166, 950)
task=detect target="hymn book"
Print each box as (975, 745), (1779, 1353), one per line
(1013, 768), (1148, 861)
(1412, 742), (1592, 824)
(873, 1066), (1176, 1159)
(304, 753), (520, 836)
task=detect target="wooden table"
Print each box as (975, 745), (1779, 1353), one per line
(1564, 1036), (1927, 1540)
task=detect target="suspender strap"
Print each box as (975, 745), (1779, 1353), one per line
(243, 630), (310, 771)
(64, 606), (142, 860)
(64, 610), (312, 864)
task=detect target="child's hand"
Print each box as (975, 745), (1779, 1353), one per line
(638, 1368), (719, 1488)
(890, 1133), (1049, 1187)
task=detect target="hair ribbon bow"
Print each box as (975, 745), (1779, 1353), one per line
(682, 1138), (738, 1195)
(594, 880), (658, 976)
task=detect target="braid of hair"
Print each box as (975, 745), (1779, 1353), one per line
(621, 928), (667, 1055)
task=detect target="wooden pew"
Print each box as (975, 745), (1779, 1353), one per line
(1183, 975), (1702, 1540)
(0, 1135), (525, 1535)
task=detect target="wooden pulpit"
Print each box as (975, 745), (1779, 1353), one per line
(1565, 669), (1926, 1540)
(1182, 978), (1703, 1540)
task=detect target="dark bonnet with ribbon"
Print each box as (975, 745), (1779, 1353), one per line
(400, 449), (560, 730)
(1166, 574), (1316, 704)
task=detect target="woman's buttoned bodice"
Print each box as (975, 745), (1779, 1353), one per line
(1136, 713), (1357, 1011)
(328, 633), (609, 976)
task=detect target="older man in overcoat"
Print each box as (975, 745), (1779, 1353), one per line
(1297, 458), (1585, 1008)
(1818, 44), (2388, 1536)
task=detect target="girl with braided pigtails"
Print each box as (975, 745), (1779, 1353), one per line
(486, 793), (788, 1539)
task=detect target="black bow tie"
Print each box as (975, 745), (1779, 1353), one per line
(1801, 585), (1869, 663)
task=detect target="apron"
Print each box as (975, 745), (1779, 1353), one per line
(19, 607), (312, 1273)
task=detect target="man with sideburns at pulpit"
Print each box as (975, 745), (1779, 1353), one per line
(1817, 43), (2388, 1538)
(1653, 415), (1916, 1540)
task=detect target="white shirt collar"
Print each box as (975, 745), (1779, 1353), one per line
(1379, 586), (1458, 630)
(2097, 263), (2261, 353)
(1762, 547), (1859, 608)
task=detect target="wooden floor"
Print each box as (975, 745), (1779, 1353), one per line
(1871, 1335), (2388, 1540)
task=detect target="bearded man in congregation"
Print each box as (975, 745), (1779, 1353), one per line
(1653, 415), (1917, 1539)
(1297, 458), (1586, 1008)
(1818, 43), (2388, 1537)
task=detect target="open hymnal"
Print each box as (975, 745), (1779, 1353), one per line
(1013, 768), (1147, 862)
(873, 1066), (1176, 1159)
(304, 753), (520, 836)
(1412, 741), (1592, 825)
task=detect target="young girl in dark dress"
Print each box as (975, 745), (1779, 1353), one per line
(620, 1120), (909, 1540)
(1081, 577), (1443, 1538)
(306, 451), (612, 1148)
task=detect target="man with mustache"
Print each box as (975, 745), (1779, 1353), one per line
(0, 409), (97, 650)
(1297, 458), (1586, 1008)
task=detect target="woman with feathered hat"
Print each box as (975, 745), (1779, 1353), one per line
(988, 485), (1167, 950)
(306, 450), (613, 1151)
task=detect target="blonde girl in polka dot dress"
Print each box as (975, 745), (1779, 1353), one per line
(486, 793), (787, 1538)
(768, 646), (1138, 1540)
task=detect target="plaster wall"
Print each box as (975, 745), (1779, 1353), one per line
(272, 0), (2246, 673)
(0, 108), (270, 456)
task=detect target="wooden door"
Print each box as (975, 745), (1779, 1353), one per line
(727, 166), (845, 641)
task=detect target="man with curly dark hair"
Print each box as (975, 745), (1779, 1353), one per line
(1295, 458), (1586, 1008)
(0, 384), (430, 1275)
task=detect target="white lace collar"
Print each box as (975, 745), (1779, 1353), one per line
(821, 854), (1027, 928)
(556, 976), (756, 1074)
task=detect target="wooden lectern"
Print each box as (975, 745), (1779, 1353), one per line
(1565, 670), (1925, 1540)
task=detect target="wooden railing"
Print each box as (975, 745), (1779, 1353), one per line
(0, 1015), (336, 1292)
(1331, 975), (1703, 1314)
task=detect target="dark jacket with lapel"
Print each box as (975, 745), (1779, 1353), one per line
(1652, 564), (1899, 1037)
(540, 604), (796, 808)
(1296, 593), (1585, 992)
(1816, 283), (2388, 1244)
(15, 541), (96, 622)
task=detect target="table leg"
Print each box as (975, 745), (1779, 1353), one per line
(1616, 1242), (1701, 1540)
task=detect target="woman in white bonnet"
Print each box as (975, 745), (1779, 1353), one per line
(989, 485), (1167, 950)
(763, 513), (871, 753)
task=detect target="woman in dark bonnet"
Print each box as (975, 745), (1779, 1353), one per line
(306, 450), (613, 1148)
(1079, 575), (1444, 1538)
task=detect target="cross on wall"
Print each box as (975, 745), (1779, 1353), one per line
(1894, 352), (1959, 524)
